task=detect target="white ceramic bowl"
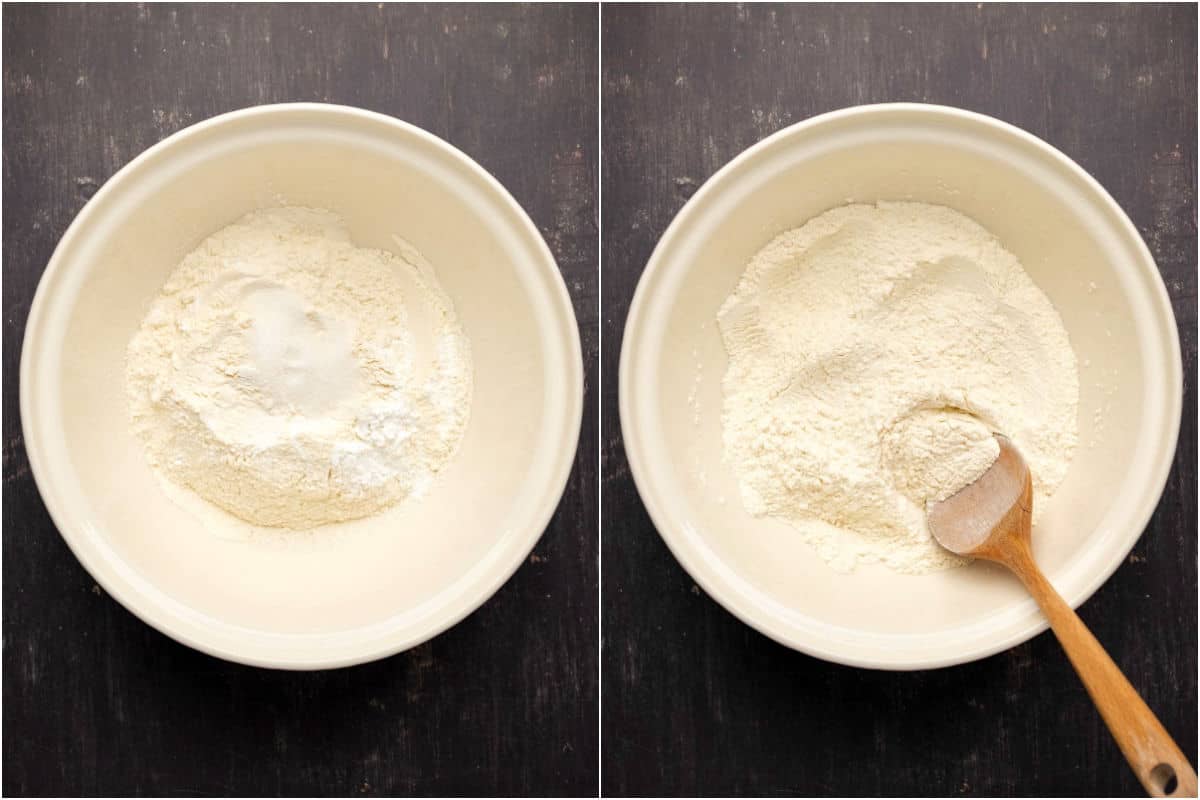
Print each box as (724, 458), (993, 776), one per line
(620, 103), (1181, 670)
(21, 103), (583, 669)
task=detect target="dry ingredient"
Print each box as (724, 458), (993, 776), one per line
(126, 207), (472, 529)
(718, 202), (1079, 573)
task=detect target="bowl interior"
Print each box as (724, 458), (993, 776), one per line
(623, 105), (1180, 668)
(23, 106), (580, 667)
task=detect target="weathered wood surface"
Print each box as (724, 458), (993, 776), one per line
(601, 4), (1196, 796)
(3, 4), (598, 796)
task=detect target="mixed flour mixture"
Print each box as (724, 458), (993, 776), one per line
(718, 202), (1079, 573)
(126, 207), (472, 529)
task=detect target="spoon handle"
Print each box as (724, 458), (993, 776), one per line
(1002, 540), (1197, 797)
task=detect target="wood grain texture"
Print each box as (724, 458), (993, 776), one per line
(2, 4), (597, 797)
(601, 4), (1197, 797)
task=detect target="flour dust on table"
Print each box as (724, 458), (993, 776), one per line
(126, 207), (473, 530)
(718, 202), (1079, 574)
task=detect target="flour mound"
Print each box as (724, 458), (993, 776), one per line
(126, 207), (472, 528)
(718, 202), (1079, 574)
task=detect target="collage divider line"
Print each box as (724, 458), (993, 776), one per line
(595, 2), (603, 796)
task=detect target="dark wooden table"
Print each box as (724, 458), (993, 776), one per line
(602, 4), (1197, 797)
(3, 4), (597, 796)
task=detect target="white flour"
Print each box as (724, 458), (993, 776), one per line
(718, 202), (1079, 573)
(126, 207), (472, 529)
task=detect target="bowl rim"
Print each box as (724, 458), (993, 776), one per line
(618, 101), (1183, 670)
(20, 102), (585, 670)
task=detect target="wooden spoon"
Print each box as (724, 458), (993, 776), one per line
(927, 434), (1197, 797)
